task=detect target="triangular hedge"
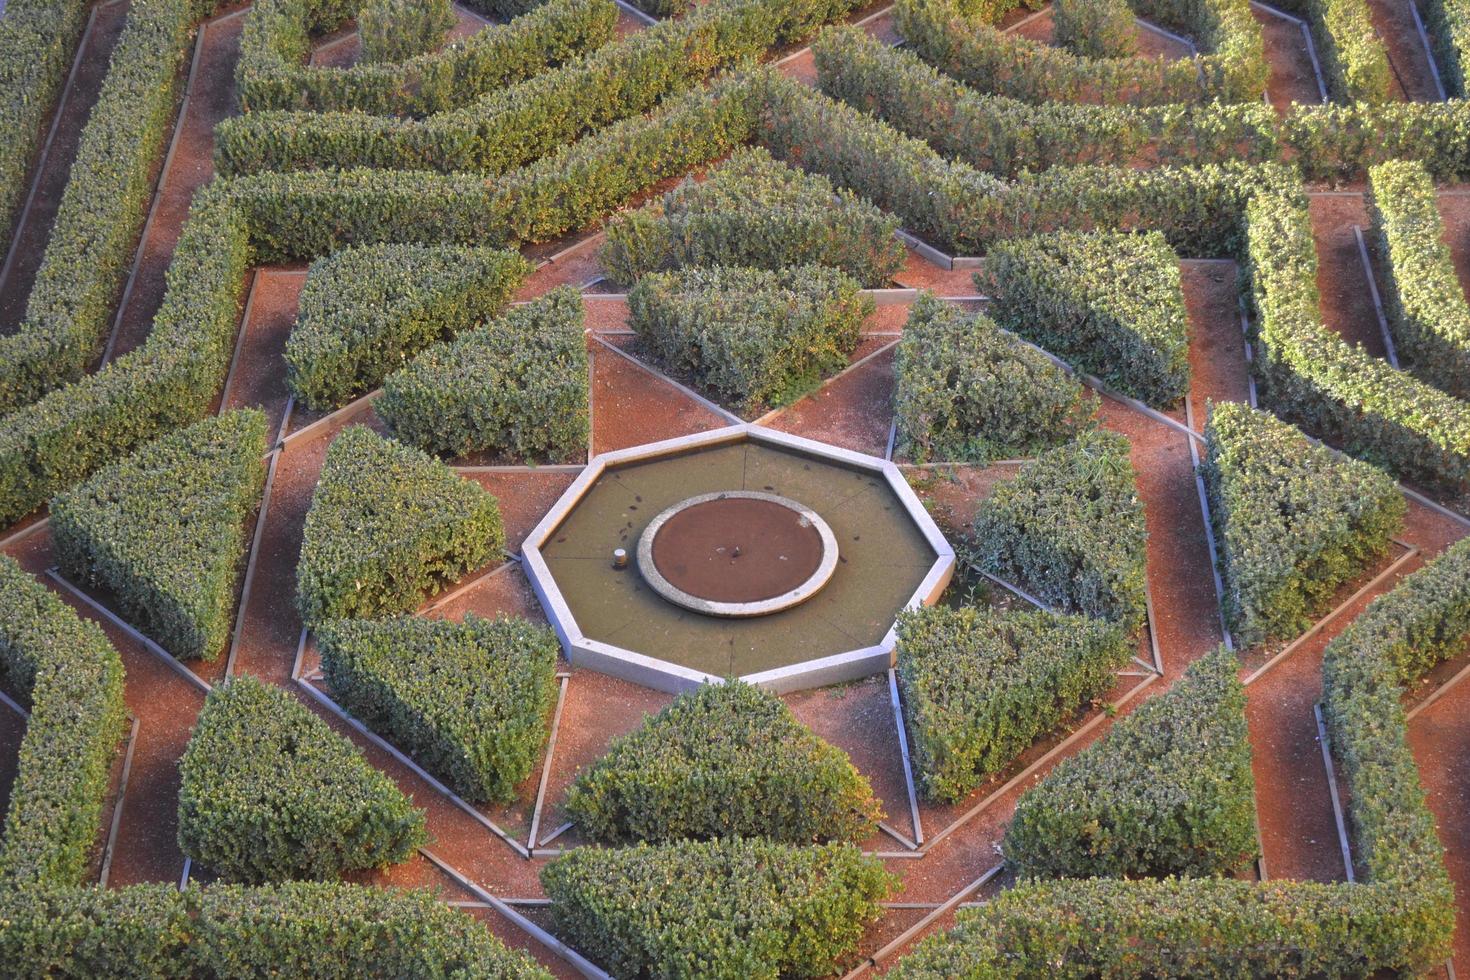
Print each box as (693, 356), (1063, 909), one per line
(1003, 648), (1257, 879)
(177, 676), (427, 884)
(296, 426), (504, 626)
(565, 680), (882, 844)
(1202, 401), (1405, 647)
(51, 410), (268, 661)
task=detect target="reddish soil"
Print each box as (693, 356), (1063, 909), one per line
(1366, 0), (1443, 101)
(1253, 4), (1327, 108)
(1181, 259), (1253, 416)
(589, 337), (732, 454)
(1308, 192), (1392, 357)
(1434, 191), (1470, 301)
(766, 344), (898, 456)
(220, 268), (304, 433)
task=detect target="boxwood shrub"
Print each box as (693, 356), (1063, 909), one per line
(1004, 647), (1256, 878)
(895, 604), (1132, 804)
(0, 556), (126, 887)
(379, 286), (589, 462)
(296, 426), (505, 626)
(1423, 0), (1470, 96)
(971, 430), (1149, 630)
(285, 243), (531, 411)
(565, 680), (883, 844)
(1271, 0), (1391, 102)
(50, 410), (268, 662)
(1201, 401), (1405, 648)
(317, 613), (560, 804)
(178, 676), (428, 883)
(599, 146), (904, 287)
(357, 0), (455, 65)
(627, 264), (871, 414)
(893, 292), (1095, 464)
(542, 838), (895, 979)
(983, 231), (1191, 406)
(1054, 0), (1136, 57)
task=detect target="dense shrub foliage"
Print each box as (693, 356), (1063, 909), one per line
(542, 838), (895, 979)
(600, 146), (904, 287)
(971, 431), (1149, 630)
(1202, 402), (1405, 648)
(0, 882), (552, 978)
(357, 0), (455, 64)
(1004, 648), (1257, 878)
(178, 676), (427, 883)
(1423, 0), (1470, 96)
(565, 681), (882, 844)
(379, 286), (589, 461)
(893, 292), (1095, 463)
(51, 411), (268, 662)
(317, 613), (560, 803)
(0, 557), (126, 886)
(983, 231), (1191, 406)
(1054, 0), (1135, 58)
(1273, 0), (1391, 102)
(1367, 159), (1470, 400)
(896, 604), (1131, 804)
(285, 243), (530, 410)
(628, 264), (870, 414)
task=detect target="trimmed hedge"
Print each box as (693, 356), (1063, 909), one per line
(971, 430), (1149, 631)
(983, 230), (1191, 406)
(0, 882), (553, 978)
(895, 604), (1132, 804)
(1202, 402), (1405, 648)
(296, 426), (505, 626)
(1367, 159), (1470, 400)
(565, 680), (883, 844)
(1284, 100), (1470, 184)
(0, 556), (126, 886)
(1055, 0), (1136, 58)
(317, 613), (560, 804)
(600, 145), (904, 287)
(893, 292), (1095, 464)
(357, 0), (455, 65)
(1272, 0), (1391, 102)
(178, 676), (428, 883)
(50, 410), (268, 662)
(1423, 0), (1470, 96)
(628, 264), (870, 414)
(284, 243), (531, 410)
(1003, 647), (1257, 878)
(542, 838), (895, 979)
(236, 0), (617, 114)
(379, 286), (589, 462)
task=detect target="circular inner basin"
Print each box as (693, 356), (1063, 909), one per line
(637, 492), (838, 617)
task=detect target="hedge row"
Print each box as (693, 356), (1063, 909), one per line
(893, 292), (1095, 464)
(599, 145), (904, 288)
(51, 410), (268, 662)
(895, 604), (1131, 804)
(983, 230), (1192, 407)
(628, 264), (869, 414)
(284, 243), (531, 410)
(1272, 0), (1391, 102)
(972, 431), (1149, 631)
(357, 0), (455, 65)
(0, 556), (126, 886)
(380, 286), (589, 462)
(1423, 0), (1470, 96)
(1367, 159), (1470, 400)
(1055, 0), (1136, 57)
(296, 426), (505, 626)
(542, 838), (896, 979)
(565, 680), (883, 844)
(236, 0), (616, 114)
(317, 614), (560, 804)
(1003, 648), (1257, 879)
(178, 676), (428, 883)
(0, 882), (552, 978)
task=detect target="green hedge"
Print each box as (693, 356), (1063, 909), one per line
(1367, 159), (1470, 401)
(50, 410), (268, 662)
(542, 838), (895, 979)
(1284, 101), (1470, 184)
(379, 286), (589, 462)
(893, 292), (1095, 464)
(0, 556), (126, 887)
(317, 613), (560, 804)
(983, 230), (1191, 406)
(1003, 648), (1256, 878)
(628, 264), (870, 414)
(178, 676), (428, 883)
(1054, 0), (1136, 57)
(1272, 0), (1391, 102)
(565, 680), (883, 844)
(0, 881), (553, 978)
(1202, 402), (1404, 648)
(357, 0), (455, 64)
(284, 243), (530, 410)
(895, 604), (1131, 804)
(971, 430), (1149, 630)
(296, 426), (505, 626)
(1422, 0), (1470, 96)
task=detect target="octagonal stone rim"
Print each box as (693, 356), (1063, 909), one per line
(520, 423), (956, 694)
